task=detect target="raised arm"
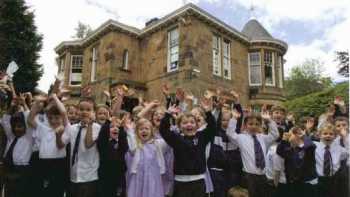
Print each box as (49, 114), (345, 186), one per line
(51, 94), (69, 126)
(84, 121), (96, 149)
(276, 133), (292, 159)
(261, 111), (279, 146)
(27, 99), (45, 129)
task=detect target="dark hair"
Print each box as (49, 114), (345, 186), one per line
(78, 97), (96, 110)
(243, 113), (262, 125)
(10, 112), (26, 132)
(334, 116), (349, 125)
(271, 105), (286, 113)
(46, 105), (61, 116)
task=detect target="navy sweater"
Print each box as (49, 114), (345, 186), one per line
(276, 136), (317, 183)
(159, 112), (216, 176)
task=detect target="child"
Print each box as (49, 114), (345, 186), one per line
(226, 112), (279, 197)
(125, 118), (169, 197)
(66, 104), (79, 124)
(159, 98), (216, 197)
(271, 106), (293, 138)
(96, 114), (128, 197)
(277, 127), (318, 197)
(315, 124), (348, 197)
(28, 94), (69, 197)
(95, 105), (110, 125)
(56, 97), (101, 197)
(227, 186), (248, 197)
(1, 110), (33, 197)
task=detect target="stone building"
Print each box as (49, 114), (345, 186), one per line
(54, 3), (287, 110)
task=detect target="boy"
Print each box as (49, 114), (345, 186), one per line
(56, 97), (101, 197)
(271, 106), (293, 139)
(226, 112), (279, 197)
(314, 124), (348, 197)
(277, 127), (318, 197)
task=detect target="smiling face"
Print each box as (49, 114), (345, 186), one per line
(244, 117), (261, 134)
(152, 108), (165, 128)
(335, 119), (349, 135)
(191, 108), (205, 127)
(179, 115), (198, 136)
(78, 101), (94, 124)
(320, 127), (335, 145)
(136, 119), (153, 143)
(67, 105), (78, 124)
(272, 110), (285, 124)
(221, 111), (232, 129)
(109, 116), (121, 139)
(96, 106), (110, 125)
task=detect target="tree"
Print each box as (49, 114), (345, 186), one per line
(335, 50), (349, 77)
(73, 22), (93, 39)
(0, 0), (43, 93)
(284, 59), (333, 99)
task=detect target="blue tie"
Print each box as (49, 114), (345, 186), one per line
(323, 145), (332, 176)
(252, 134), (265, 169)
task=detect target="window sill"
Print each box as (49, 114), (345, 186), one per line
(119, 67), (131, 73)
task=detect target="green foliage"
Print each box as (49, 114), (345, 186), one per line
(284, 82), (349, 120)
(0, 0), (43, 93)
(73, 22), (93, 39)
(285, 59), (333, 99)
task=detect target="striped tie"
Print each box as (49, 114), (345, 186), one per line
(323, 145), (332, 176)
(252, 134), (265, 169)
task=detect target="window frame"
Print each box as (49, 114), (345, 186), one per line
(248, 52), (262, 86)
(167, 27), (179, 72)
(222, 40), (231, 80)
(69, 55), (83, 86)
(91, 47), (97, 82)
(122, 49), (129, 70)
(264, 51), (275, 86)
(212, 34), (222, 76)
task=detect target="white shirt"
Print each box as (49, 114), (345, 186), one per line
(33, 121), (66, 159)
(32, 114), (50, 152)
(272, 147), (287, 184)
(227, 118), (279, 175)
(62, 122), (101, 183)
(315, 141), (348, 177)
(1, 112), (33, 165)
(265, 144), (276, 180)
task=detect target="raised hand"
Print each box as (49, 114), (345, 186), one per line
(261, 111), (271, 121)
(161, 83), (170, 96)
(232, 108), (241, 119)
(305, 119), (314, 130)
(176, 88), (185, 102)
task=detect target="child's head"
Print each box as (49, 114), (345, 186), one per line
(271, 106), (286, 123)
(46, 105), (63, 129)
(135, 118), (154, 144)
(319, 124), (336, 145)
(151, 106), (166, 128)
(177, 112), (198, 136)
(131, 105), (143, 121)
(243, 114), (262, 134)
(191, 107), (206, 127)
(78, 97), (95, 124)
(66, 104), (78, 124)
(334, 116), (349, 135)
(10, 112), (26, 137)
(96, 105), (110, 125)
(221, 110), (232, 129)
(227, 186), (248, 197)
(288, 127), (304, 146)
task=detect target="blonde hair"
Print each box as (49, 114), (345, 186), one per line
(318, 123), (335, 135)
(227, 186), (248, 197)
(135, 118), (154, 148)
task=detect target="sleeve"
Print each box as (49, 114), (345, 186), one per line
(159, 112), (185, 149)
(226, 118), (238, 143)
(92, 123), (101, 141)
(273, 153), (284, 171)
(96, 122), (109, 154)
(233, 103), (243, 133)
(201, 111), (217, 145)
(262, 120), (279, 146)
(118, 127), (129, 153)
(61, 124), (72, 145)
(0, 114), (12, 137)
(276, 140), (291, 159)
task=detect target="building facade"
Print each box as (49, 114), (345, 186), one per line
(55, 3), (288, 110)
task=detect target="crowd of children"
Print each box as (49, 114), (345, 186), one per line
(0, 76), (348, 197)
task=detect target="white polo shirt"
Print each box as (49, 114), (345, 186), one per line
(62, 122), (101, 183)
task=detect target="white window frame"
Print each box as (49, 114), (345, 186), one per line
(91, 48), (97, 82)
(264, 51), (275, 86)
(167, 28), (179, 72)
(278, 55), (284, 88)
(223, 40), (231, 80)
(122, 49), (129, 70)
(69, 55), (83, 86)
(59, 58), (65, 74)
(212, 35), (221, 76)
(248, 52), (262, 86)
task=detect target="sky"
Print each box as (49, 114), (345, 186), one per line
(24, 0), (350, 91)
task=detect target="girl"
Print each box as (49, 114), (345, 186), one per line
(96, 105), (110, 125)
(125, 118), (169, 197)
(159, 98), (216, 197)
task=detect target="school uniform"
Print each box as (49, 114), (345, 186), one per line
(96, 121), (128, 197)
(226, 118), (279, 197)
(159, 112), (216, 197)
(272, 148), (288, 197)
(315, 141), (348, 197)
(265, 144), (277, 197)
(33, 120), (67, 197)
(61, 122), (101, 197)
(207, 129), (230, 197)
(276, 136), (318, 197)
(1, 112), (33, 197)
